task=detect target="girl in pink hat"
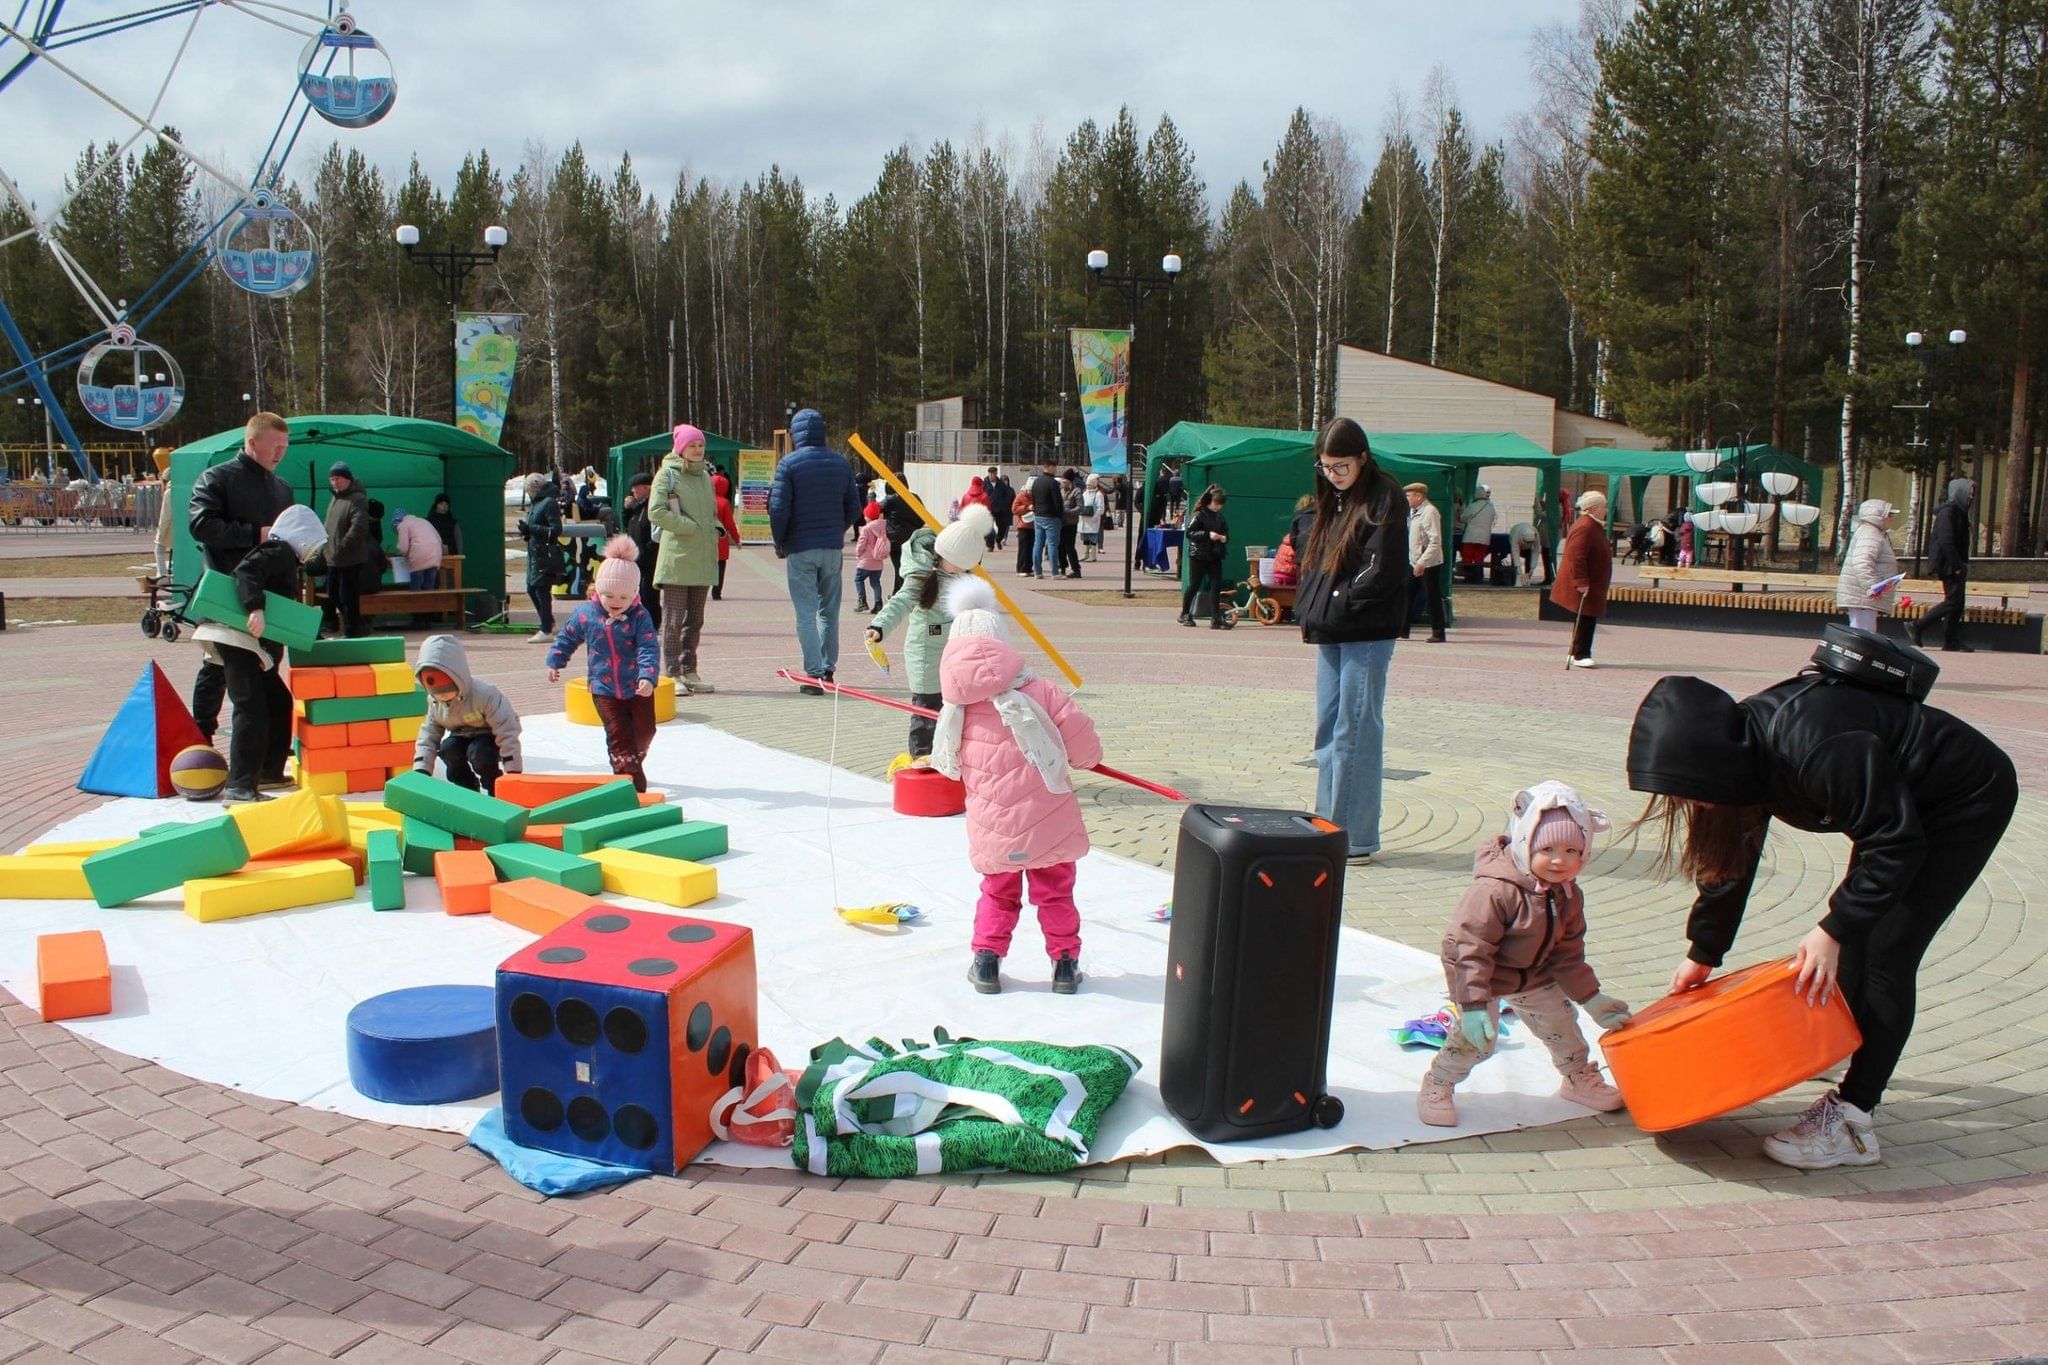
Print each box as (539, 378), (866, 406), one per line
(546, 535), (661, 790)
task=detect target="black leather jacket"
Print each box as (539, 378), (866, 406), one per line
(1290, 471), (1410, 644)
(189, 452), (294, 575)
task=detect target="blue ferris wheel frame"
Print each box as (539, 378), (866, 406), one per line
(0, 0), (347, 483)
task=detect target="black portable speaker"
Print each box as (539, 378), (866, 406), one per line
(1811, 624), (1939, 701)
(1160, 804), (1348, 1141)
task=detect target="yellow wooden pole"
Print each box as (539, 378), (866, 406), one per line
(846, 432), (1084, 688)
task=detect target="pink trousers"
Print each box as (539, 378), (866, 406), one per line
(974, 861), (1081, 959)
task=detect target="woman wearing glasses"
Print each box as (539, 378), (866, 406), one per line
(1291, 418), (1410, 865)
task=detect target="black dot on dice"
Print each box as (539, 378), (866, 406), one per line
(567, 1096), (610, 1142)
(685, 1002), (712, 1051)
(537, 946), (585, 964)
(667, 924), (715, 943)
(520, 1087), (563, 1132)
(585, 913), (630, 933)
(627, 957), (677, 977)
(706, 1026), (732, 1075)
(603, 1007), (648, 1054)
(556, 998), (600, 1047)
(727, 1042), (752, 1088)
(614, 1105), (659, 1150)
(509, 993), (553, 1040)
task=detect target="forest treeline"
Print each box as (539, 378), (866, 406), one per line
(2, 0), (2045, 550)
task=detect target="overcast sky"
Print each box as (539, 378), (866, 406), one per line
(6, 1), (1580, 226)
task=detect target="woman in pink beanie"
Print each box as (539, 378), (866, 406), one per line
(545, 535), (661, 790)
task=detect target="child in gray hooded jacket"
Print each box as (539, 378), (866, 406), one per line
(412, 634), (522, 796)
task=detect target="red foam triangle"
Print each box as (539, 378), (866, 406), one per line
(148, 660), (208, 795)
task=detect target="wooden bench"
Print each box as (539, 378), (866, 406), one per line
(1642, 565), (2035, 610)
(302, 555), (469, 625)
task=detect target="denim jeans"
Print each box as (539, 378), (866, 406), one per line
(1034, 522), (1061, 576)
(1313, 638), (1395, 856)
(785, 546), (844, 677)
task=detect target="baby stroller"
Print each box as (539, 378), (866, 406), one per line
(140, 576), (197, 642)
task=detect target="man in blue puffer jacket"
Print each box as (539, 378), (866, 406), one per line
(770, 408), (863, 693)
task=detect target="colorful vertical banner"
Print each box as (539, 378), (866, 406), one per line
(453, 313), (524, 444)
(736, 448), (779, 544)
(1069, 327), (1132, 476)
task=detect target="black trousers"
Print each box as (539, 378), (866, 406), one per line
(1183, 558), (1224, 620)
(1015, 525), (1035, 575)
(1059, 524), (1080, 575)
(1404, 572), (1446, 638)
(890, 540), (906, 593)
(713, 556), (728, 600)
(1836, 759), (2018, 1111)
(907, 690), (943, 758)
(1569, 614), (1598, 660)
(439, 731), (503, 796)
(327, 564), (364, 637)
(1917, 573), (1968, 648)
(527, 583), (556, 633)
(220, 643), (290, 789)
(193, 659), (225, 740)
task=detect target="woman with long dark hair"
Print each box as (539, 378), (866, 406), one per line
(1293, 419), (1410, 864)
(1180, 484), (1232, 629)
(1626, 672), (2017, 1169)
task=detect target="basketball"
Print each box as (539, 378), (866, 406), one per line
(168, 745), (228, 801)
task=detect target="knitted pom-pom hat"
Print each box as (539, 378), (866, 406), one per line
(592, 534), (640, 599)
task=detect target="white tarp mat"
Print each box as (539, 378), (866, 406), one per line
(0, 713), (1603, 1165)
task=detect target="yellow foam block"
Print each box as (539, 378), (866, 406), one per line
(589, 846), (716, 907)
(184, 859), (356, 922)
(345, 802), (403, 827)
(371, 661), (417, 694)
(298, 768), (347, 795)
(21, 839), (131, 858)
(228, 788), (349, 858)
(0, 856), (95, 899)
(387, 715), (423, 744)
(565, 676), (677, 727)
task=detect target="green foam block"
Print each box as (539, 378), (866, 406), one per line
(399, 817), (453, 876)
(559, 803), (683, 855)
(302, 689), (428, 726)
(527, 779), (640, 826)
(84, 815), (249, 907)
(191, 569), (324, 650)
(365, 829), (405, 911)
(383, 771), (528, 845)
(287, 636), (407, 667)
(483, 842), (604, 894)
(610, 819), (727, 863)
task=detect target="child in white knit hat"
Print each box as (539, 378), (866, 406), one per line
(866, 504), (995, 764)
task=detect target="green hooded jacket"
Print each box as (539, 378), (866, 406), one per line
(648, 454), (717, 588)
(870, 528), (959, 694)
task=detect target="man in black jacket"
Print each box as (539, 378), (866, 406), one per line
(1910, 478), (1974, 653)
(1028, 462), (1064, 579)
(187, 411), (294, 755)
(323, 461), (372, 637)
(986, 468), (1012, 549)
(880, 487), (923, 593)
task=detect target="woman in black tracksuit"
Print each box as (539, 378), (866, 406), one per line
(1626, 671), (2017, 1171)
(1180, 484), (1232, 629)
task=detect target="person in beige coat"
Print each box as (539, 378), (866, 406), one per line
(1404, 482), (1447, 642)
(1835, 499), (1901, 634)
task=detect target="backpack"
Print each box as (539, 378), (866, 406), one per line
(1809, 624), (1938, 701)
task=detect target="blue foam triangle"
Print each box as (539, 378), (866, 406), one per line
(78, 664), (170, 797)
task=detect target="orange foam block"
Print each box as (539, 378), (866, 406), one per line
(493, 773), (622, 809)
(300, 741), (415, 776)
(488, 876), (599, 936)
(331, 666), (377, 698)
(37, 930), (111, 1021)
(345, 769), (387, 794)
(435, 850), (499, 915)
(290, 667), (338, 700)
(522, 823), (564, 850)
(348, 719), (392, 745)
(638, 792), (668, 807)
(1602, 960), (1864, 1133)
(297, 721), (352, 751)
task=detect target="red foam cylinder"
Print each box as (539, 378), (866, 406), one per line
(892, 766), (965, 817)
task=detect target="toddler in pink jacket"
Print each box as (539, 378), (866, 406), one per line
(931, 579), (1103, 995)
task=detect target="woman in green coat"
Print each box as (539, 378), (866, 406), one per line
(864, 505), (993, 761)
(648, 424), (720, 693)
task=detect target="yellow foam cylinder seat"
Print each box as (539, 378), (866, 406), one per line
(565, 676), (676, 727)
(185, 860), (356, 923)
(589, 846), (716, 907)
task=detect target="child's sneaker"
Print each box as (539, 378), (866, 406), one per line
(1762, 1090), (1880, 1169)
(968, 950), (1001, 994)
(1558, 1065), (1625, 1112)
(1417, 1075), (1457, 1127)
(1051, 955), (1082, 994)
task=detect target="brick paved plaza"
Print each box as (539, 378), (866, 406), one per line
(0, 535), (2043, 1363)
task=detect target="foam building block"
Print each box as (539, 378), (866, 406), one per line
(400, 817), (453, 877)
(20, 839), (130, 859)
(494, 773), (622, 809)
(559, 804), (683, 855)
(370, 662), (416, 693)
(346, 985), (499, 1104)
(496, 906), (757, 1171)
(610, 820), (728, 864)
(435, 850), (498, 915)
(185, 859), (355, 923)
(246, 846), (366, 884)
(527, 779), (640, 827)
(288, 636), (407, 667)
(638, 792), (669, 807)
(228, 789), (348, 858)
(366, 830), (405, 911)
(489, 877), (600, 936)
(84, 815), (249, 907)
(0, 856), (94, 899)
(297, 769), (348, 796)
(565, 675), (677, 726)
(190, 569), (324, 649)
(37, 930), (111, 1021)
(301, 690), (428, 727)
(385, 771), (530, 845)
(484, 843), (604, 895)
(297, 741), (415, 775)
(78, 661), (209, 798)
(291, 666), (339, 699)
(588, 847), (717, 908)
(388, 715), (423, 744)
(522, 824), (565, 850)
(298, 722), (352, 751)
(346, 803), (403, 827)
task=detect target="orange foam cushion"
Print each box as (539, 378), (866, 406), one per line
(290, 667), (337, 700)
(493, 773), (621, 809)
(37, 930), (111, 1021)
(345, 769), (388, 794)
(348, 719), (391, 745)
(488, 877), (599, 936)
(297, 721), (352, 751)
(522, 823), (564, 849)
(330, 666), (377, 698)
(434, 849), (498, 915)
(300, 741), (415, 776)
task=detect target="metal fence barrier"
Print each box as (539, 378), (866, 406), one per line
(0, 480), (162, 532)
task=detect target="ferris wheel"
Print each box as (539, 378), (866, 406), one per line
(0, 1), (398, 481)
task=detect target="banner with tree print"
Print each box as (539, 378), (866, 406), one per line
(1069, 328), (1131, 476)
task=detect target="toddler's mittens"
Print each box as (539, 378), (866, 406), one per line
(1456, 1007), (1497, 1049)
(1581, 992), (1633, 1030)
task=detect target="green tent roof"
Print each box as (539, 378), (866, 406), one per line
(1366, 431), (1558, 468)
(606, 430), (746, 499)
(1148, 421), (1319, 461)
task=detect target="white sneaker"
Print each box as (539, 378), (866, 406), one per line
(528, 630), (553, 643)
(1762, 1090), (1880, 1169)
(1569, 657), (1598, 669)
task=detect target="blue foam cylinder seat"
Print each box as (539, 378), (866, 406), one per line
(346, 985), (499, 1104)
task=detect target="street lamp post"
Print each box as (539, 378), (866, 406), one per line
(1084, 247), (1182, 599)
(394, 223), (509, 426)
(16, 395), (53, 483)
(1900, 328), (1966, 575)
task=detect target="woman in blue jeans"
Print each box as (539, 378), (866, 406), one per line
(1290, 418), (1409, 864)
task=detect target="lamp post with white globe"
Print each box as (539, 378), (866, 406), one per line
(1900, 328), (1966, 575)
(1085, 248), (1182, 599)
(394, 223), (509, 426)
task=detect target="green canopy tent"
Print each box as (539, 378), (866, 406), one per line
(170, 415), (515, 614)
(1558, 443), (1824, 534)
(606, 430), (746, 505)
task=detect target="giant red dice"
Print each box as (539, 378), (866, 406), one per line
(496, 906), (757, 1171)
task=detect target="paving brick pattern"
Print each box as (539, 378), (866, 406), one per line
(1, 537), (2044, 1361)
